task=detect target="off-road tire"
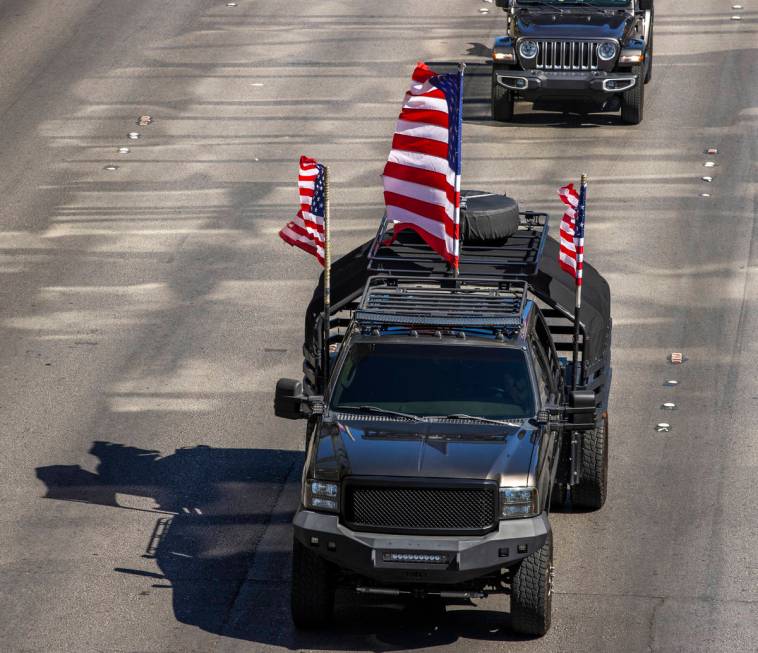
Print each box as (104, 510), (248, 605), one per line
(492, 72), (515, 122)
(621, 65), (644, 124)
(572, 415), (609, 510)
(510, 532), (553, 636)
(291, 538), (336, 629)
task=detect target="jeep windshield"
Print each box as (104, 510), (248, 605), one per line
(331, 342), (535, 420)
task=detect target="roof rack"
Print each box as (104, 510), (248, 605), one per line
(355, 276), (527, 329)
(367, 211), (549, 280)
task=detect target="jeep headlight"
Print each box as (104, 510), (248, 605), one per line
(597, 42), (618, 62)
(500, 487), (539, 519)
(305, 479), (339, 512)
(518, 40), (539, 60)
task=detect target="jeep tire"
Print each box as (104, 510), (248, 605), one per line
(492, 72), (515, 122)
(572, 414), (609, 510)
(621, 65), (644, 124)
(291, 538), (336, 628)
(510, 532), (553, 636)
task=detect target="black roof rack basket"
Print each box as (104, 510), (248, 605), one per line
(367, 210), (549, 280)
(355, 276), (527, 329)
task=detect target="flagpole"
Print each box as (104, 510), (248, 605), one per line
(572, 173), (587, 390)
(322, 165), (332, 391)
(453, 62), (465, 279)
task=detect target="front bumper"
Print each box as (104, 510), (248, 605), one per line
(293, 509), (550, 585)
(494, 70), (638, 96)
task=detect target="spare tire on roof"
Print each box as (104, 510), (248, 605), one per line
(460, 190), (520, 243)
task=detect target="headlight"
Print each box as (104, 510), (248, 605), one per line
(597, 42), (618, 61)
(493, 49), (515, 62)
(518, 40), (539, 60)
(500, 487), (539, 519)
(618, 49), (645, 64)
(304, 479), (339, 512)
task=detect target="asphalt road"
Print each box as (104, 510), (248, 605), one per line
(0, 0), (756, 651)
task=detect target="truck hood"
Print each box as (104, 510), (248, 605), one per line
(311, 419), (537, 487)
(514, 9), (633, 41)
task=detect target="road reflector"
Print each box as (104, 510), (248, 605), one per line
(656, 423), (671, 433)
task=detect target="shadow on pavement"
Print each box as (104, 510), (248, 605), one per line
(36, 442), (533, 650)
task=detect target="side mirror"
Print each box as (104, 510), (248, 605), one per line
(569, 390), (596, 425)
(274, 378), (305, 420)
(638, 0), (653, 11)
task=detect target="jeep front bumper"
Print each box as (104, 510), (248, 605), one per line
(293, 509), (550, 585)
(495, 70), (638, 95)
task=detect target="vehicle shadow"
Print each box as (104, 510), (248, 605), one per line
(36, 441), (535, 650)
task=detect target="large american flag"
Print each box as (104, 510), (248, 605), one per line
(279, 156), (326, 266)
(558, 182), (586, 285)
(383, 62), (463, 268)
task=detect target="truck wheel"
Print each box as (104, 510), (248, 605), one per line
(291, 538), (336, 628)
(510, 532), (553, 636)
(572, 415), (608, 510)
(620, 65), (644, 124)
(492, 72), (514, 122)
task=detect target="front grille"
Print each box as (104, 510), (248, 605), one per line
(534, 40), (600, 71)
(343, 481), (498, 535)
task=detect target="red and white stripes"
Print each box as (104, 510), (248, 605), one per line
(382, 62), (460, 266)
(558, 183), (583, 284)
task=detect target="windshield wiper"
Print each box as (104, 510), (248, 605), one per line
(438, 413), (517, 426)
(333, 405), (425, 422)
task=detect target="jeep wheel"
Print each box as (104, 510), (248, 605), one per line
(492, 72), (514, 122)
(291, 538), (336, 628)
(572, 414), (609, 510)
(510, 532), (553, 636)
(620, 65), (644, 124)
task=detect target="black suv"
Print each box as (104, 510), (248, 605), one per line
(275, 192), (612, 636)
(491, 0), (654, 124)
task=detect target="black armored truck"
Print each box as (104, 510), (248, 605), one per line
(274, 191), (612, 636)
(491, 0), (654, 124)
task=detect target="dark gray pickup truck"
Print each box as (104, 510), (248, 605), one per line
(275, 191), (612, 636)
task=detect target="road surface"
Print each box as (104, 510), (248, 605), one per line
(0, 0), (755, 650)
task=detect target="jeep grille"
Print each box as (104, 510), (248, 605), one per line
(534, 40), (600, 71)
(343, 480), (498, 535)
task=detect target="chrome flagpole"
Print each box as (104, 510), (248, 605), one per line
(322, 165), (332, 390)
(572, 173), (587, 390)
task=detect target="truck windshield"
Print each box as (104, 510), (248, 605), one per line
(331, 343), (535, 420)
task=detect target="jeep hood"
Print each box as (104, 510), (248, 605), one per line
(311, 419), (538, 487)
(513, 10), (633, 41)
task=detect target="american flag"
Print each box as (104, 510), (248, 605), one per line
(279, 156), (327, 266)
(558, 182), (586, 285)
(383, 62), (463, 269)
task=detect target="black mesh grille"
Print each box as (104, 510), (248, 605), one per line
(344, 482), (498, 534)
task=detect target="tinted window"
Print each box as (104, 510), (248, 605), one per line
(331, 343), (534, 419)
